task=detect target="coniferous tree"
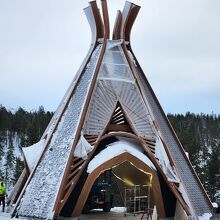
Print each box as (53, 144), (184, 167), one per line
(168, 112), (220, 201)
(0, 105), (53, 188)
(14, 158), (24, 182)
(206, 143), (220, 200)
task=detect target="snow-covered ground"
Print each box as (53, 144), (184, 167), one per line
(0, 212), (10, 220)
(0, 208), (214, 220)
(0, 212), (26, 220)
(198, 213), (212, 220)
(0, 208), (125, 220)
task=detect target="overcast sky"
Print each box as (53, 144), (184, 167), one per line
(0, 0), (219, 114)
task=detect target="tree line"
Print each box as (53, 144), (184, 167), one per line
(168, 112), (220, 201)
(0, 105), (219, 202)
(0, 105), (53, 186)
(0, 105), (53, 147)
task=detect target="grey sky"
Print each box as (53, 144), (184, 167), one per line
(0, 0), (219, 114)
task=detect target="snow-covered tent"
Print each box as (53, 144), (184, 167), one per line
(10, 1), (213, 219)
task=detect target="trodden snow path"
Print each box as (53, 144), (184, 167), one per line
(58, 208), (146, 220)
(0, 212), (27, 220)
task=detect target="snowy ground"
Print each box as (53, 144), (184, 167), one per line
(0, 212), (21, 220)
(0, 207), (142, 220)
(0, 208), (214, 220)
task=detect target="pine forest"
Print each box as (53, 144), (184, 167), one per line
(0, 105), (219, 203)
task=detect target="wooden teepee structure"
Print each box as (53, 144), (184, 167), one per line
(10, 1), (212, 219)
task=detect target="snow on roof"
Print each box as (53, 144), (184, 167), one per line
(178, 182), (197, 218)
(212, 202), (218, 208)
(198, 212), (212, 220)
(87, 137), (156, 174)
(155, 136), (180, 183)
(22, 139), (45, 171)
(17, 44), (102, 219)
(74, 135), (93, 159)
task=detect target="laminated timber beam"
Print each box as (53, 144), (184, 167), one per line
(112, 5), (191, 215)
(112, 1), (140, 41)
(73, 152), (166, 217)
(117, 2), (212, 209)
(125, 27), (213, 215)
(53, 0), (110, 216)
(84, 1), (104, 44)
(107, 124), (133, 132)
(98, 132), (190, 216)
(61, 131), (190, 218)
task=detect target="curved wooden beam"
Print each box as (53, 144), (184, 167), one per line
(84, 1), (104, 44)
(117, 35), (191, 214)
(11, 3), (103, 218)
(124, 3), (140, 43)
(101, 0), (110, 39)
(127, 39), (213, 213)
(112, 1), (140, 41)
(73, 152), (166, 217)
(41, 1), (104, 141)
(99, 132), (190, 215)
(112, 10), (122, 40)
(53, 1), (111, 217)
(60, 131), (189, 217)
(120, 1), (133, 40)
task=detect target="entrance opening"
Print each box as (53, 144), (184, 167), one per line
(63, 135), (178, 218)
(82, 170), (116, 214)
(82, 160), (155, 216)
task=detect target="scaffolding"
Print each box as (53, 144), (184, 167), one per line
(124, 185), (151, 216)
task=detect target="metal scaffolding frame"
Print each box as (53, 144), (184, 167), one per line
(124, 185), (150, 216)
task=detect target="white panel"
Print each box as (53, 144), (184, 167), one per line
(84, 40), (156, 139)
